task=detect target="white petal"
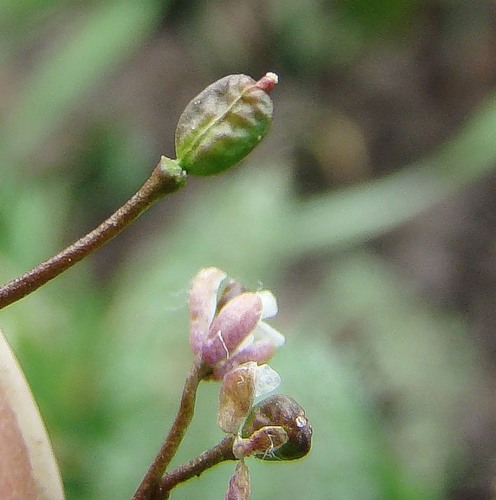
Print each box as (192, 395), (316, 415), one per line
(257, 290), (278, 319)
(254, 364), (281, 397)
(254, 321), (285, 348)
(197, 267), (227, 325)
(188, 267), (226, 354)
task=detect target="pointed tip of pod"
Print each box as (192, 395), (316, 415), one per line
(255, 72), (279, 93)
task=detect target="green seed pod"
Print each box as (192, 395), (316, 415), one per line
(241, 394), (312, 461)
(175, 73), (278, 176)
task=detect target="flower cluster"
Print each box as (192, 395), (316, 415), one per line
(188, 267), (285, 380)
(188, 267), (311, 499)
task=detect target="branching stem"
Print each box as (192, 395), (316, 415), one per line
(158, 436), (236, 499)
(132, 360), (211, 500)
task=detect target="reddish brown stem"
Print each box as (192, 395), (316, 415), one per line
(157, 436), (236, 499)
(0, 158), (185, 310)
(133, 360), (211, 500)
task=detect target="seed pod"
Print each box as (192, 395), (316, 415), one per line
(241, 394), (312, 461)
(175, 73), (278, 176)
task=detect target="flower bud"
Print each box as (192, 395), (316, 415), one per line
(188, 267), (285, 380)
(225, 460), (251, 500)
(175, 73), (278, 176)
(241, 394), (312, 461)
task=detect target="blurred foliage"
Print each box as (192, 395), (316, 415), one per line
(337, 0), (422, 34)
(1, 1), (496, 499)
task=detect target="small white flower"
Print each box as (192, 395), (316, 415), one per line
(188, 267), (285, 379)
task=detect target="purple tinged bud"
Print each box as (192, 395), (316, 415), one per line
(225, 460), (251, 500)
(189, 267), (226, 356)
(187, 267), (285, 379)
(213, 340), (276, 380)
(201, 293), (262, 366)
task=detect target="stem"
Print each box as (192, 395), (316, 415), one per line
(158, 436), (236, 499)
(0, 157), (185, 310)
(133, 360), (211, 500)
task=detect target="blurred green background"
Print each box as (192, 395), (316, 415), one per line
(1, 1), (496, 498)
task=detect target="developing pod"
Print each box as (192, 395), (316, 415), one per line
(241, 394), (312, 461)
(175, 73), (277, 176)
